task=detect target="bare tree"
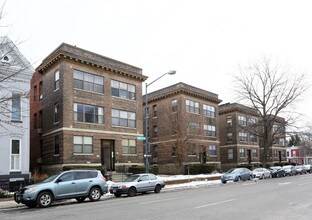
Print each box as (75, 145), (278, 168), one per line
(234, 57), (309, 167)
(156, 102), (200, 174)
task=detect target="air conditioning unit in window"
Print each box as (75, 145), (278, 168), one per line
(37, 128), (42, 134)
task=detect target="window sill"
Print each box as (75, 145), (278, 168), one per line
(54, 154), (60, 157)
(74, 88), (104, 95)
(122, 154), (137, 156)
(11, 120), (22, 123)
(112, 125), (137, 129)
(111, 95), (136, 102)
(73, 153), (94, 156)
(187, 155), (197, 157)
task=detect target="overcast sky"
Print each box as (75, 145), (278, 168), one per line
(2, 0), (312, 129)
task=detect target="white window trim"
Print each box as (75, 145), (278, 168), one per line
(10, 138), (22, 172)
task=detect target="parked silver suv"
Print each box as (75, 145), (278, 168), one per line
(14, 170), (108, 208)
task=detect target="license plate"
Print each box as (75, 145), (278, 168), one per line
(113, 189), (116, 193)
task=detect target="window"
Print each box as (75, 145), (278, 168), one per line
(228, 149), (233, 159)
(239, 132), (248, 141)
(171, 99), (178, 112)
(111, 79), (136, 100)
(204, 125), (216, 137)
(277, 138), (285, 146)
(54, 70), (60, 90)
(11, 139), (21, 171)
(74, 70), (104, 93)
(171, 146), (176, 157)
(273, 124), (278, 132)
(203, 104), (215, 117)
(250, 134), (257, 142)
(59, 172), (75, 182)
(227, 133), (233, 142)
(34, 113), (37, 129)
(75, 171), (90, 180)
(12, 93), (21, 121)
(172, 121), (177, 135)
(153, 126), (158, 139)
(252, 149), (258, 157)
(248, 118), (256, 125)
(274, 150), (278, 158)
(239, 148), (245, 157)
(54, 103), (59, 123)
(112, 109), (136, 128)
(153, 105), (157, 117)
(187, 123), (199, 134)
(34, 86), (37, 101)
(153, 145), (158, 159)
(74, 103), (104, 124)
(74, 136), (93, 154)
(39, 81), (43, 99)
(187, 143), (196, 156)
(55, 135), (60, 155)
(122, 139), (137, 154)
(238, 115), (247, 126)
(287, 151), (290, 157)
(226, 116), (232, 127)
(208, 145), (217, 156)
(186, 100), (200, 114)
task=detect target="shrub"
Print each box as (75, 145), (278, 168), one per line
(184, 164), (219, 175)
(128, 166), (159, 175)
(0, 188), (10, 198)
(237, 164), (253, 170)
(31, 173), (49, 183)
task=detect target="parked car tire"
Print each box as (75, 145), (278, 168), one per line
(25, 201), (37, 208)
(76, 197), (86, 202)
(114, 193), (122, 197)
(154, 184), (161, 193)
(37, 191), (53, 208)
(127, 187), (137, 197)
(88, 187), (101, 202)
(221, 180), (227, 184)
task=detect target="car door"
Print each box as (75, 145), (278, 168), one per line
(53, 172), (77, 199)
(136, 175), (150, 192)
(75, 171), (92, 196)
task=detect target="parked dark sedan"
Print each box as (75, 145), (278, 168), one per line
(269, 166), (285, 178)
(221, 168), (252, 184)
(282, 165), (297, 176)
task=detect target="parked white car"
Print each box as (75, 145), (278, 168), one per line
(252, 168), (271, 179)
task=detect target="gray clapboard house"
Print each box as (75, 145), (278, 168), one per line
(0, 36), (34, 190)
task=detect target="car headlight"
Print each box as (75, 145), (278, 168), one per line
(25, 187), (37, 194)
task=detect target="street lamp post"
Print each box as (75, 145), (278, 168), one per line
(145, 70), (176, 173)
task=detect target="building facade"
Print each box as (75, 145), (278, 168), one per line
(31, 43), (147, 173)
(219, 103), (287, 170)
(219, 103), (261, 170)
(144, 83), (222, 174)
(0, 37), (34, 187)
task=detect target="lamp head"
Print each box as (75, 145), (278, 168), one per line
(167, 70), (176, 75)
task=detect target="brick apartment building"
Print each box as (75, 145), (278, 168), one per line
(30, 43), (147, 173)
(144, 82), (222, 174)
(219, 103), (287, 170)
(30, 70), (43, 172)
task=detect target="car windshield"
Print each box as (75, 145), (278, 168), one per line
(227, 168), (241, 173)
(270, 167), (280, 170)
(253, 169), (262, 172)
(43, 174), (59, 183)
(123, 175), (140, 182)
(283, 166), (291, 169)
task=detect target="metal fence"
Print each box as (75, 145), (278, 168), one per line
(0, 179), (32, 194)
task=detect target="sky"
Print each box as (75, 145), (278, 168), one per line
(1, 0), (312, 129)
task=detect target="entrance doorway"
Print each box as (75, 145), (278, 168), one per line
(247, 149), (251, 164)
(279, 151), (282, 162)
(101, 140), (115, 171)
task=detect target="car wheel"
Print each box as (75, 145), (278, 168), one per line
(76, 197), (86, 203)
(127, 187), (137, 197)
(154, 184), (161, 193)
(269, 174), (272, 178)
(37, 191), (53, 208)
(25, 201), (37, 208)
(237, 176), (241, 182)
(114, 193), (122, 197)
(261, 174), (265, 179)
(89, 187), (101, 202)
(221, 180), (227, 184)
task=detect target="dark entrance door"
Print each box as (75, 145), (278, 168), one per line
(247, 149), (252, 164)
(199, 146), (206, 164)
(279, 151), (282, 162)
(101, 140), (115, 171)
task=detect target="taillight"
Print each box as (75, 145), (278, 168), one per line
(102, 177), (106, 181)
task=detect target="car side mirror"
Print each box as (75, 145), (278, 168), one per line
(138, 179), (142, 182)
(56, 179), (62, 183)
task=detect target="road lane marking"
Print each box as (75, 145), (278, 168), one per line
(298, 182), (312, 186)
(242, 182), (256, 186)
(138, 197), (185, 205)
(194, 199), (236, 209)
(278, 182), (292, 186)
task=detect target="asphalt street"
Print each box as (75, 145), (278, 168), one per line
(1, 174), (312, 220)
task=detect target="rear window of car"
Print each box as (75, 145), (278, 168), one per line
(89, 171), (98, 178)
(75, 171), (91, 180)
